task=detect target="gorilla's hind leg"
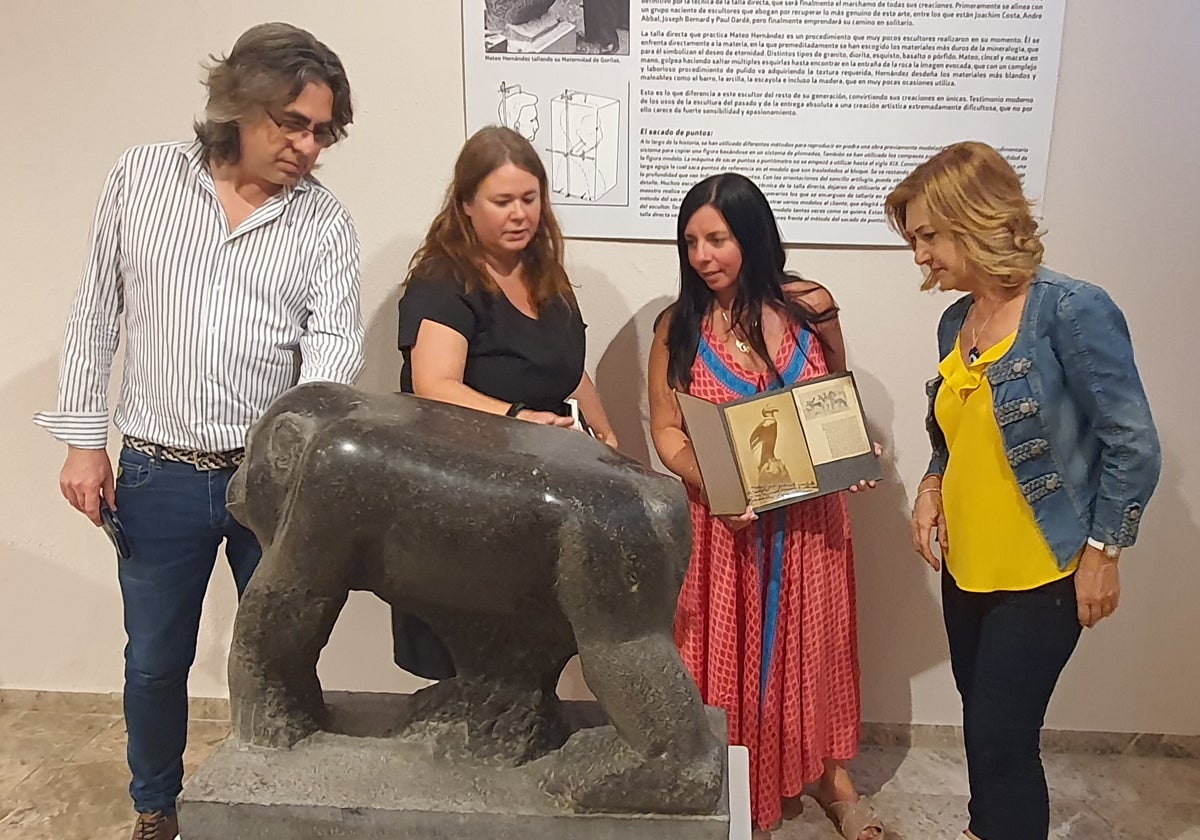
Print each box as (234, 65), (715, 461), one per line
(390, 605), (577, 765)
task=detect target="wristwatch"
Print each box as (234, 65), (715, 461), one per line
(1086, 538), (1121, 560)
(505, 402), (527, 418)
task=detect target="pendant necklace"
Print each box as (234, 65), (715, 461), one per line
(967, 304), (999, 364)
(719, 308), (751, 354)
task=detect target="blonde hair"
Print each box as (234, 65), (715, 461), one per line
(406, 126), (571, 312)
(884, 141), (1044, 291)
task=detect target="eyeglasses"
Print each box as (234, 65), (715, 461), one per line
(267, 110), (338, 149)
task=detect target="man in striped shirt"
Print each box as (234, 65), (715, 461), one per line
(33, 23), (364, 840)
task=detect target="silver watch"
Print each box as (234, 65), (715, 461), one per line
(1086, 537), (1121, 560)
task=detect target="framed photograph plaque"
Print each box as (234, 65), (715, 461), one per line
(676, 371), (881, 516)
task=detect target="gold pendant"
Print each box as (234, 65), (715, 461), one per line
(720, 307), (751, 354)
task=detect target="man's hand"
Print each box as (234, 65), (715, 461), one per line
(59, 446), (115, 526)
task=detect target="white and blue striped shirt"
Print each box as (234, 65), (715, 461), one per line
(34, 141), (364, 452)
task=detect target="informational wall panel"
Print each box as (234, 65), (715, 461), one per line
(465, 0), (1066, 244)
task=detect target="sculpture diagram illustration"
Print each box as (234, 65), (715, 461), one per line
(498, 82), (540, 142)
(549, 89), (621, 202)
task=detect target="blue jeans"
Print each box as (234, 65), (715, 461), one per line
(114, 447), (261, 815)
(942, 569), (1082, 840)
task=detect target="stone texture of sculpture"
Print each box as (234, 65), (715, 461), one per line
(219, 382), (725, 818)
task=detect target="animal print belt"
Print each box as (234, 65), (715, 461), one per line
(122, 435), (245, 471)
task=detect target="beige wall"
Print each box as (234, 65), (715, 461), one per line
(2, 1), (1197, 734)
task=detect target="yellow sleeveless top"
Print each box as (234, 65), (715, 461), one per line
(935, 332), (1079, 592)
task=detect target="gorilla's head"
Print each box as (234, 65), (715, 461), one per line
(227, 411), (316, 546)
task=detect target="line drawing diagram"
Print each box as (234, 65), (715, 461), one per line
(497, 82), (541, 141)
(549, 89), (621, 202)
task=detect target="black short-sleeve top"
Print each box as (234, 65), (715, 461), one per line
(397, 259), (587, 413)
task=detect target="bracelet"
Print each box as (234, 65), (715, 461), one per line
(505, 402), (527, 418)
(916, 487), (942, 497)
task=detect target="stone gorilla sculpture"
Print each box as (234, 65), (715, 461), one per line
(224, 382), (724, 814)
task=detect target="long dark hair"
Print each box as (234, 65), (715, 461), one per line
(664, 173), (817, 390)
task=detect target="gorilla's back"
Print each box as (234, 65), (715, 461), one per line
(249, 383), (690, 615)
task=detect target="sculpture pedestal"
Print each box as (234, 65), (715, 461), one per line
(178, 693), (737, 840)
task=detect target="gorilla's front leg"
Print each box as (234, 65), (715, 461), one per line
(543, 635), (724, 814)
(547, 511), (725, 814)
(578, 635), (717, 760)
(228, 543), (348, 748)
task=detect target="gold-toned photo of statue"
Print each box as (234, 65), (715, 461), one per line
(724, 391), (818, 510)
(750, 407), (792, 487)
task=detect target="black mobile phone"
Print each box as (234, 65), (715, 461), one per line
(99, 502), (132, 560)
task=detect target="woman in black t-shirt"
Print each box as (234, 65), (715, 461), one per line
(393, 126), (616, 681)
(398, 125), (616, 445)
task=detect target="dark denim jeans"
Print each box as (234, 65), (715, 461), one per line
(114, 447), (261, 815)
(942, 569), (1082, 840)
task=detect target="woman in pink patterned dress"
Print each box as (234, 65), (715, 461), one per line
(647, 173), (882, 839)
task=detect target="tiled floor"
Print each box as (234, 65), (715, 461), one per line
(777, 746), (1200, 839)
(1, 705), (1197, 839)
(0, 707), (227, 840)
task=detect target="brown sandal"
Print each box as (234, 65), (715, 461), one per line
(781, 794), (805, 820)
(826, 795), (884, 839)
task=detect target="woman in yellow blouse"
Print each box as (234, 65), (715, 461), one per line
(932, 327), (1078, 593)
(885, 142), (1160, 840)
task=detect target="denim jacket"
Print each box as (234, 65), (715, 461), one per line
(925, 267), (1160, 568)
